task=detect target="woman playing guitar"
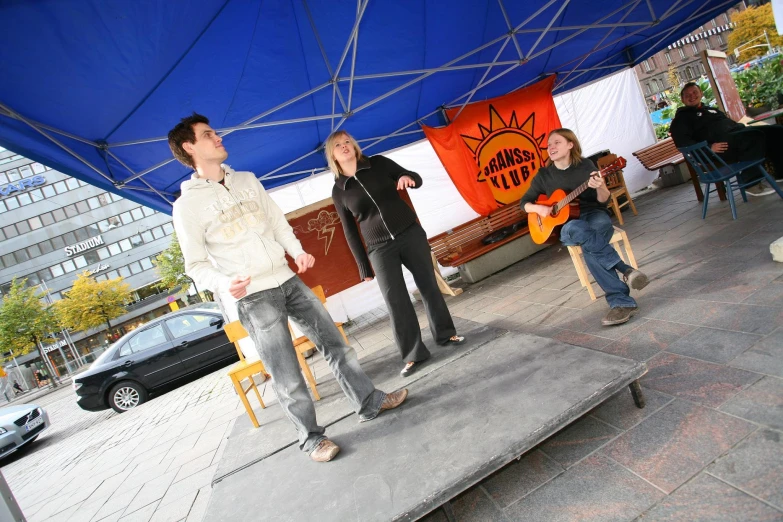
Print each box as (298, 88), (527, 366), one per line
(520, 129), (649, 326)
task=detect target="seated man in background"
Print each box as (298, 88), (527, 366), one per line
(670, 82), (783, 196)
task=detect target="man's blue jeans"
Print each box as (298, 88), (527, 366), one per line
(560, 210), (636, 309)
(237, 276), (385, 454)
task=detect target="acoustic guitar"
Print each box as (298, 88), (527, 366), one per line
(527, 156), (627, 244)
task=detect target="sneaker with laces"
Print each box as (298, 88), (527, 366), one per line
(746, 182), (775, 197)
(310, 439), (340, 462)
(602, 307), (638, 326)
(623, 268), (649, 291)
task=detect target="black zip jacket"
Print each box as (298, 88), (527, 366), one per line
(332, 155), (423, 280)
(670, 104), (745, 148)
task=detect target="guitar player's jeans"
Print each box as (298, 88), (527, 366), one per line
(560, 210), (637, 309)
(236, 276), (385, 454)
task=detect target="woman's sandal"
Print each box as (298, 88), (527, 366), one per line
(400, 361), (418, 378)
(441, 335), (465, 346)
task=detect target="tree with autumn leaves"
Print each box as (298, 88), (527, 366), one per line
(0, 278), (61, 385)
(154, 232), (201, 301)
(54, 273), (132, 333)
(728, 4), (783, 61)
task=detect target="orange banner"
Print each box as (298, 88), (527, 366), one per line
(423, 76), (561, 215)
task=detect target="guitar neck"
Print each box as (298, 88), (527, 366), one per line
(553, 167), (610, 213)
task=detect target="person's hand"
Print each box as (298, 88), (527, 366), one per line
(527, 204), (551, 218)
(587, 172), (605, 189)
(711, 142), (729, 153)
(364, 277), (374, 282)
(229, 276), (251, 299)
(295, 253), (315, 274)
(397, 175), (416, 190)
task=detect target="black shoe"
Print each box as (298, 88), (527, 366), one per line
(623, 269), (649, 291)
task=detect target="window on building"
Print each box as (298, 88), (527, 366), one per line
(62, 259), (76, 273)
(152, 227), (165, 240)
(39, 240), (53, 255)
(65, 178), (80, 191)
(98, 193), (111, 206)
(53, 181), (68, 194)
(678, 47), (686, 59)
(143, 207), (155, 217)
(30, 189), (44, 202)
(162, 222), (174, 235)
(651, 79), (659, 92)
(84, 250), (101, 264)
(63, 231), (77, 245)
(141, 230), (153, 243)
(723, 13), (729, 24)
(2, 225), (17, 239)
(14, 249), (30, 263)
(699, 63), (706, 75)
(108, 243), (122, 256)
(129, 261), (142, 275)
(665, 52), (672, 64)
(74, 227), (90, 242)
(27, 244), (42, 258)
(17, 192), (32, 206)
(96, 247), (110, 260)
(18, 165), (32, 178)
(16, 220), (31, 235)
(691, 43), (698, 54)
(131, 207), (144, 221)
(32, 163), (46, 174)
(118, 238), (132, 252)
(50, 265), (65, 278)
(50, 236), (65, 250)
(686, 66), (694, 80)
(5, 197), (19, 210)
(643, 60), (651, 72)
(130, 234), (143, 247)
(140, 257), (153, 270)
(64, 204), (78, 218)
(705, 39), (711, 50)
(717, 34), (724, 45)
(40, 213), (55, 227)
(6, 169), (20, 182)
(74, 256), (87, 269)
(0, 172), (7, 185)
(28, 216), (43, 230)
(118, 266), (132, 278)
(42, 185), (56, 198)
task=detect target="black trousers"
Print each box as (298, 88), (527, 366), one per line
(368, 224), (456, 363)
(724, 125), (783, 182)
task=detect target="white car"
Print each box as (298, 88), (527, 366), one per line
(0, 404), (50, 458)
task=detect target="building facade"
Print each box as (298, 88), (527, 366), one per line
(0, 146), (185, 382)
(636, 7), (743, 111)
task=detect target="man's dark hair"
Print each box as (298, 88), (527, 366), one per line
(680, 82), (700, 97)
(168, 113), (210, 168)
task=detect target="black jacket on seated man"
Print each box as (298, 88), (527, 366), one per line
(670, 103), (783, 183)
(669, 104), (744, 146)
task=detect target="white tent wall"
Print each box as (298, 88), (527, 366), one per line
(554, 68), (658, 193)
(261, 66), (656, 326)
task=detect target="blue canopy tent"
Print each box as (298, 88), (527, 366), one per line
(0, 0), (735, 214)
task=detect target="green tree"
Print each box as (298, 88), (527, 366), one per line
(0, 278), (61, 386)
(728, 4), (783, 61)
(154, 232), (201, 301)
(54, 273), (131, 332)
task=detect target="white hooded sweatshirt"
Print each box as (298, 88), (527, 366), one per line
(172, 165), (306, 302)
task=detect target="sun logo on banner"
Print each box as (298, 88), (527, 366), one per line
(460, 106), (548, 205)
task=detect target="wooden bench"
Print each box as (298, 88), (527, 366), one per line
(427, 199), (546, 283)
(633, 137), (725, 202)
(428, 200), (529, 268)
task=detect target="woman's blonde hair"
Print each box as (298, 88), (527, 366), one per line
(325, 131), (364, 178)
(547, 128), (583, 167)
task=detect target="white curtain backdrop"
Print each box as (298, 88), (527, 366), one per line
(263, 67), (656, 323)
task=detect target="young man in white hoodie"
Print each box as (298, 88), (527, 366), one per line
(169, 114), (407, 462)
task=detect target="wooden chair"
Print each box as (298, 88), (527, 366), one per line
(288, 285), (349, 402)
(567, 226), (638, 301)
(597, 154), (637, 225)
(224, 321), (270, 429)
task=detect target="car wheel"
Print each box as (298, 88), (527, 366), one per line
(108, 381), (148, 413)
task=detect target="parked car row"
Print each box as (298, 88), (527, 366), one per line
(74, 305), (238, 413)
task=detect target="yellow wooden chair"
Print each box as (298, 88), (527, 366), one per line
(567, 226), (638, 301)
(224, 321), (271, 428)
(288, 285), (350, 402)
(597, 154), (638, 225)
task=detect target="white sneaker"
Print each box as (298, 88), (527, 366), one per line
(745, 182), (775, 196)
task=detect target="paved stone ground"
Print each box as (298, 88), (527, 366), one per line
(3, 181), (782, 521)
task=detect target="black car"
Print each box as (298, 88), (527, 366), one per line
(73, 306), (237, 413)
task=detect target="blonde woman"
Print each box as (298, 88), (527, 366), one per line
(520, 128), (649, 326)
(328, 130), (464, 377)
